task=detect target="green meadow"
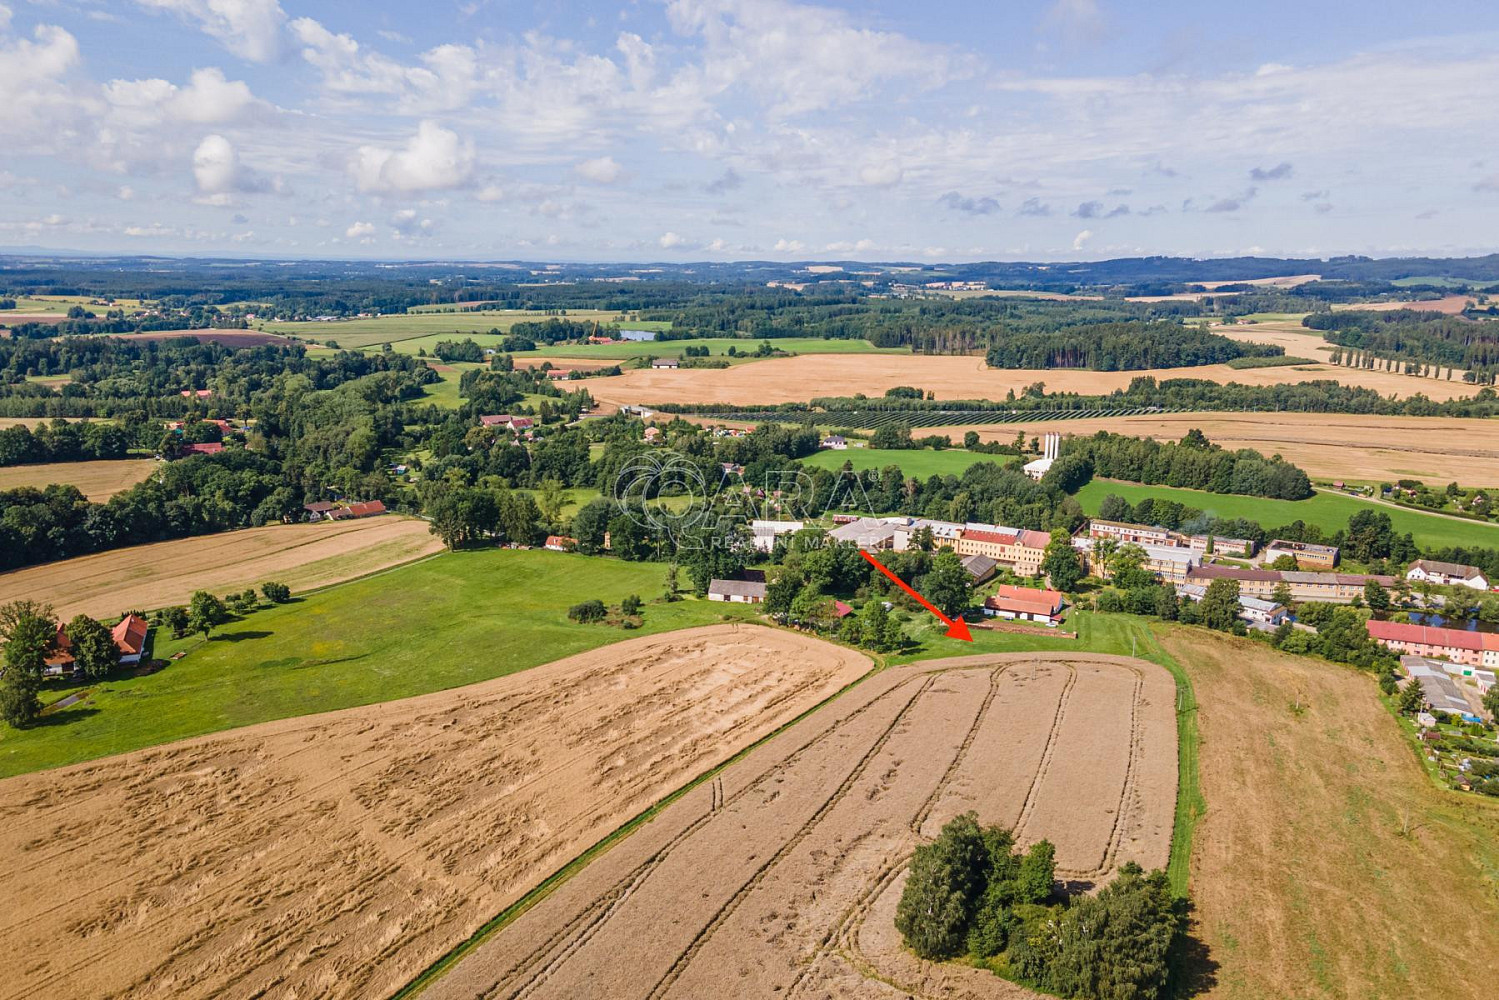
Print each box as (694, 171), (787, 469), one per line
(1073, 479), (1499, 551)
(0, 551), (756, 778)
(799, 447), (1014, 478)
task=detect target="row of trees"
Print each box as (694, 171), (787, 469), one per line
(1306, 309), (1499, 382)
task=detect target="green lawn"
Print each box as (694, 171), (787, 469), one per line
(417, 362), (484, 407)
(0, 550), (757, 778)
(1074, 479), (1499, 551)
(799, 447), (1015, 478)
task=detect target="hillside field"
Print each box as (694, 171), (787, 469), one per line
(0, 517), (444, 626)
(1167, 629), (1499, 999)
(0, 458), (157, 500)
(1073, 479), (1499, 552)
(0, 549), (759, 777)
(0, 626), (870, 1000)
(798, 446), (1014, 477)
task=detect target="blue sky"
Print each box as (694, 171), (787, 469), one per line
(2, 0), (1497, 261)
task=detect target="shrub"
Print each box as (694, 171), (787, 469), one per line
(568, 599), (607, 623)
(621, 594), (642, 616)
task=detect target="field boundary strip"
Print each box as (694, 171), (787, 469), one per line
(388, 632), (885, 1000)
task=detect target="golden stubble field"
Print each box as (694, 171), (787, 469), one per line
(1167, 630), (1499, 1000)
(586, 353), (1481, 408)
(0, 517), (444, 619)
(927, 411), (1499, 484)
(0, 625), (870, 1000)
(426, 652), (1177, 1000)
(0, 458), (158, 500)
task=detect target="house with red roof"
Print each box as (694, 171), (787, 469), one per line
(544, 534), (577, 551)
(112, 614), (150, 665)
(181, 441), (224, 457)
(1366, 619), (1499, 669)
(984, 585), (1065, 625)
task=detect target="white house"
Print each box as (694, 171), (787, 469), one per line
(820, 435), (847, 450)
(1238, 596), (1289, 626)
(707, 579), (767, 603)
(1406, 559), (1490, 591)
(750, 519), (805, 553)
(650, 357), (680, 369)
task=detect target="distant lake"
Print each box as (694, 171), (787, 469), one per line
(617, 328), (658, 341)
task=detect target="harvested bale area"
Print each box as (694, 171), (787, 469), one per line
(425, 652), (1177, 1000)
(0, 625), (869, 1000)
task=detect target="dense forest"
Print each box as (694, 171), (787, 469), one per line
(1306, 309), (1499, 383)
(982, 320), (1275, 370)
(0, 419), (130, 466)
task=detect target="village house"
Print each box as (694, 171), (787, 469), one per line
(43, 614), (150, 678)
(819, 435), (847, 450)
(984, 585), (1065, 625)
(707, 578), (767, 603)
(1405, 559), (1490, 591)
(181, 441), (224, 457)
(1237, 597), (1290, 626)
(751, 519), (805, 553)
(959, 554), (999, 585)
(544, 534), (577, 551)
(1262, 539), (1340, 569)
(650, 357), (680, 369)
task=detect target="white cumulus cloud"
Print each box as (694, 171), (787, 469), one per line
(345, 220), (375, 238)
(574, 155), (623, 184)
(136, 0), (287, 63)
(352, 121), (474, 194)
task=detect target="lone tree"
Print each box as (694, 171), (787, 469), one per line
(187, 590), (228, 639)
(918, 550), (972, 620)
(1, 603), (53, 728)
(1040, 528), (1083, 591)
(260, 582), (292, 603)
(66, 614), (119, 679)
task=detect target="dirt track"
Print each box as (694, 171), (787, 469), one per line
(0, 517), (444, 619)
(588, 353), (1480, 408)
(425, 652), (1177, 1000)
(0, 625), (869, 1000)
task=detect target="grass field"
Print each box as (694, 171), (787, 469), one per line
(0, 458), (156, 500)
(0, 550), (757, 777)
(798, 446), (1015, 478)
(259, 309), (631, 349)
(1074, 479), (1499, 551)
(1167, 629), (1499, 998)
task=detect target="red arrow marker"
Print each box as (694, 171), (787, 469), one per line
(859, 549), (972, 642)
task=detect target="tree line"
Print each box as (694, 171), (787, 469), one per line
(1056, 429), (1313, 500)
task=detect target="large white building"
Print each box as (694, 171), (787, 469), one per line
(1023, 433), (1060, 480)
(1406, 559), (1490, 591)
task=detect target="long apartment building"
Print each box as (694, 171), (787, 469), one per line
(1073, 536), (1200, 582)
(835, 516), (1049, 577)
(1178, 564), (1395, 604)
(1368, 620), (1499, 670)
(1088, 518), (1257, 558)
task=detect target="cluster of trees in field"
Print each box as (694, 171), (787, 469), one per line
(1305, 309), (1499, 383)
(0, 419), (130, 466)
(1056, 430), (1313, 500)
(982, 320), (1276, 371)
(896, 813), (1183, 1000)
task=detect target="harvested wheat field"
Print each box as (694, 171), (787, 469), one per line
(0, 517), (443, 619)
(0, 625), (869, 1000)
(425, 652), (1177, 1000)
(1166, 629), (1499, 999)
(0, 457), (157, 499)
(927, 411), (1499, 484)
(108, 328), (297, 347)
(1335, 294), (1477, 314)
(590, 353), (1480, 409)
